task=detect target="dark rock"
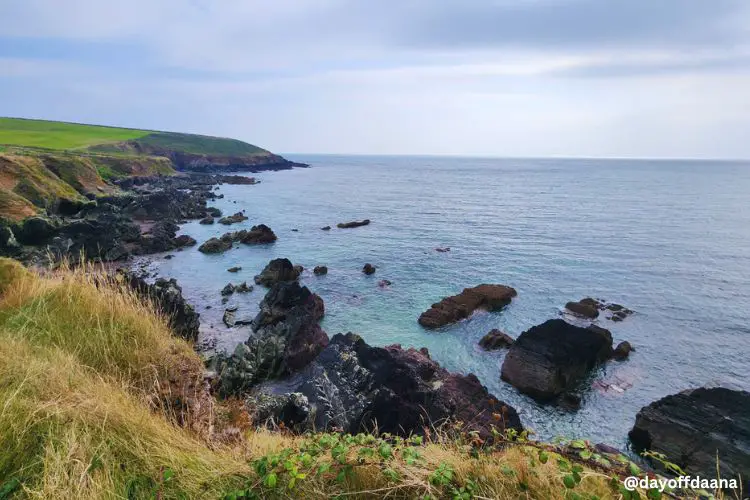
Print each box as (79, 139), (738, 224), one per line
(17, 217), (59, 245)
(240, 224), (277, 244)
(121, 272), (200, 342)
(174, 234), (197, 248)
(478, 329), (514, 350)
(217, 281), (327, 396)
(236, 282), (253, 293)
(435, 247), (451, 252)
(0, 225), (20, 255)
(501, 319), (613, 402)
(337, 219), (370, 229)
(362, 263), (376, 275)
(56, 198), (88, 216)
(251, 332), (523, 439)
(629, 388), (750, 492)
(223, 306), (254, 328)
(313, 265), (328, 276)
(320, 226), (331, 231)
(254, 258), (301, 287)
(219, 212), (248, 225)
(565, 299), (600, 319)
(164, 254), (174, 260)
(612, 341), (633, 360)
(418, 284), (517, 329)
(198, 237), (233, 254)
(291, 229), (298, 232)
(199, 216), (215, 225)
(227, 266), (242, 273)
(221, 283), (236, 296)
(206, 207), (222, 217)
(559, 393), (582, 410)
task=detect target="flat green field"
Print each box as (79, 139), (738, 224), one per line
(0, 117), (150, 150)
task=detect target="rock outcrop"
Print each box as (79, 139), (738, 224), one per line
(418, 285), (517, 329)
(240, 224), (277, 244)
(121, 272), (200, 342)
(565, 297), (634, 322)
(218, 212), (248, 225)
(254, 258), (301, 287)
(198, 237), (233, 254)
(501, 319), (613, 402)
(629, 388), (750, 493)
(337, 219), (370, 229)
(216, 281), (327, 396)
(479, 329), (514, 350)
(313, 265), (328, 276)
(250, 333), (523, 439)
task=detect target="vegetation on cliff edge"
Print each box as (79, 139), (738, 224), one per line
(0, 258), (729, 499)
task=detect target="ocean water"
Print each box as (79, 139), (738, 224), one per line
(139, 155), (750, 450)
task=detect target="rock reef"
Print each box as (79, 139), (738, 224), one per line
(418, 284), (517, 329)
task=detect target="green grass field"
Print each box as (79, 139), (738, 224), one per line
(0, 117), (270, 157)
(0, 117), (150, 150)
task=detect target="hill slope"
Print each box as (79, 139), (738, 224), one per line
(0, 117), (303, 222)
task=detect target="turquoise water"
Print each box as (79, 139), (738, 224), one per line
(140, 155), (750, 449)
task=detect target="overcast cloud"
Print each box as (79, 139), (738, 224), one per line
(1, 0), (749, 158)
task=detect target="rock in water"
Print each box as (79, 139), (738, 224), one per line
(629, 388), (750, 493)
(227, 266), (242, 273)
(218, 211), (249, 225)
(479, 329), (514, 350)
(240, 224), (277, 244)
(337, 219), (370, 229)
(121, 272), (200, 342)
(612, 341), (634, 360)
(565, 299), (600, 319)
(418, 284), (517, 329)
(313, 265), (328, 276)
(362, 263), (376, 275)
(199, 216), (215, 225)
(254, 258), (301, 286)
(320, 226), (331, 231)
(251, 333), (523, 439)
(198, 237), (233, 254)
(501, 319), (613, 402)
(217, 281), (327, 396)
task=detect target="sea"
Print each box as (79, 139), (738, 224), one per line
(136, 155), (750, 450)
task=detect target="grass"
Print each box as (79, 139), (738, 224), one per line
(0, 117), (270, 158)
(0, 258), (728, 499)
(0, 117), (150, 150)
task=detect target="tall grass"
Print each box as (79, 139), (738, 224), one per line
(0, 258), (715, 499)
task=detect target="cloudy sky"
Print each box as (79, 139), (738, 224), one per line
(1, 0), (749, 158)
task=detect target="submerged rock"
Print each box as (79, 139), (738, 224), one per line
(254, 258), (301, 287)
(378, 279), (392, 287)
(418, 284), (517, 329)
(198, 237), (233, 254)
(337, 219), (370, 229)
(501, 319), (613, 402)
(362, 263), (376, 275)
(479, 329), (514, 350)
(250, 333), (523, 439)
(629, 388), (750, 493)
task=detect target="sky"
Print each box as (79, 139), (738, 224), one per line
(1, 0), (749, 159)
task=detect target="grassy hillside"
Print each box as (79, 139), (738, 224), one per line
(0, 258), (667, 500)
(0, 117), (150, 150)
(0, 151), (175, 222)
(0, 117), (270, 158)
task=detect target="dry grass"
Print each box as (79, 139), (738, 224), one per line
(0, 258), (715, 499)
